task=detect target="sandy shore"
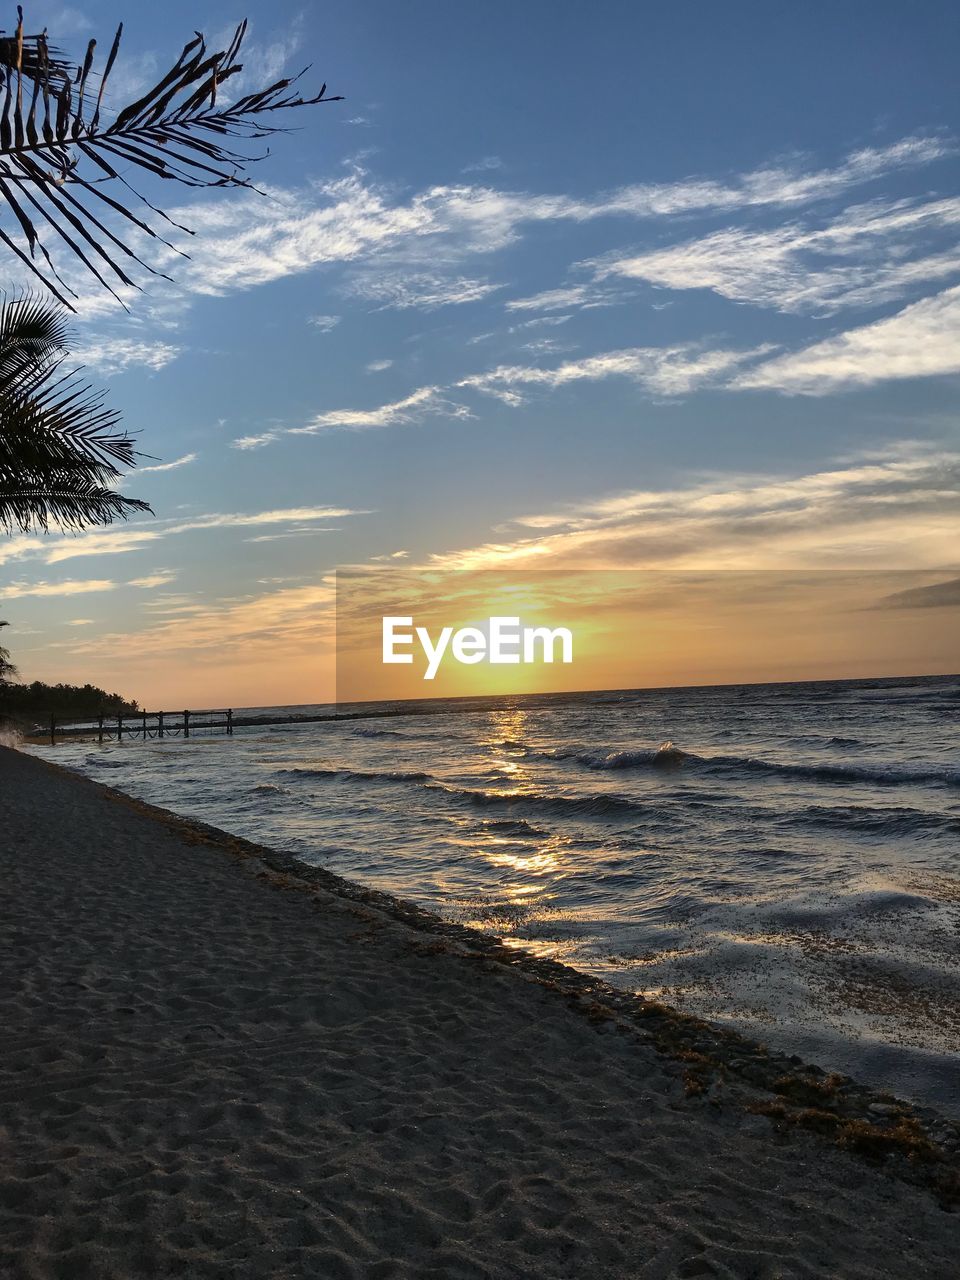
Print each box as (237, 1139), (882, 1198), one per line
(0, 746), (957, 1278)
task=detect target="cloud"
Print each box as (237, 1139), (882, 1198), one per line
(734, 284), (960, 394)
(204, 16), (308, 109)
(0, 579), (115, 600)
(462, 156), (503, 174)
(0, 506), (367, 568)
(505, 284), (619, 313)
(97, 49), (159, 105)
(231, 432), (280, 451)
(458, 344), (773, 403)
(136, 453), (197, 475)
(308, 314), (341, 332)
(290, 386), (471, 434)
(67, 618), (95, 626)
(520, 338), (575, 355)
(72, 337), (181, 373)
(366, 359), (394, 373)
(344, 271), (503, 310)
(244, 529), (340, 543)
(127, 572), (177, 589)
(46, 7), (92, 36)
(16, 134), (946, 332)
(232, 383), (478, 448)
(63, 580), (338, 667)
(426, 447), (960, 571)
(512, 315), (574, 329)
(596, 196), (960, 315)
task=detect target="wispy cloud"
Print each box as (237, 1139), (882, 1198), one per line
(427, 447), (960, 571)
(45, 7), (92, 37)
(127, 571), (177, 589)
(504, 284), (620, 313)
(244, 528), (340, 543)
(308, 314), (341, 332)
(290, 386), (472, 434)
(344, 271), (503, 310)
(1, 579), (115, 600)
(72, 337), (181, 373)
(596, 196), (960, 315)
(734, 283), (960, 393)
(17, 135), (947, 328)
(462, 156), (503, 174)
(231, 432), (280, 451)
(0, 507), (367, 568)
(64, 580), (337, 667)
(136, 453), (197, 475)
(458, 344), (773, 403)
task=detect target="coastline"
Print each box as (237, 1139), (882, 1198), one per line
(1, 743), (958, 1277)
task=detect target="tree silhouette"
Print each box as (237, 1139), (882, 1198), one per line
(0, 619), (16, 683)
(0, 11), (341, 306)
(0, 12), (340, 534)
(0, 293), (150, 531)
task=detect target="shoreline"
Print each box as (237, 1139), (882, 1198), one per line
(26, 746), (960, 1198)
(2, 743), (958, 1276)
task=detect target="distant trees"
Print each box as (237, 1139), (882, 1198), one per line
(0, 677), (138, 721)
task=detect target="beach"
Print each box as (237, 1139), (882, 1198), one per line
(1, 745), (959, 1277)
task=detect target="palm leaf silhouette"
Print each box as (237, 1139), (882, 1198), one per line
(0, 10), (342, 306)
(0, 293), (150, 531)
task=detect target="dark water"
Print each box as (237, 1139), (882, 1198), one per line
(33, 675), (960, 1113)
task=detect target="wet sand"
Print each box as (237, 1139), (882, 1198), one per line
(0, 744), (957, 1278)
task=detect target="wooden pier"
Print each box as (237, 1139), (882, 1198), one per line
(49, 708), (233, 745)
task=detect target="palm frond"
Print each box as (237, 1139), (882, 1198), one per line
(0, 11), (342, 306)
(0, 289), (69, 388)
(0, 294), (150, 532)
(0, 474), (150, 532)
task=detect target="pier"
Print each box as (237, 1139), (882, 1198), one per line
(48, 708), (234, 745)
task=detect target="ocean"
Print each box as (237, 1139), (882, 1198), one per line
(30, 674), (960, 1113)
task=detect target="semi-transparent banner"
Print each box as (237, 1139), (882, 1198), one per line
(334, 568), (959, 707)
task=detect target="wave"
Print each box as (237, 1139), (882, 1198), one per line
(787, 805), (960, 836)
(280, 766), (433, 784)
(469, 818), (551, 838)
(350, 726), (420, 740)
(696, 754), (960, 789)
(515, 739), (959, 789)
(425, 782), (646, 820)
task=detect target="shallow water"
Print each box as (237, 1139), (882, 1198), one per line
(31, 675), (960, 1114)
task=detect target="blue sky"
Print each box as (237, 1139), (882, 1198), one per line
(2, 1), (959, 704)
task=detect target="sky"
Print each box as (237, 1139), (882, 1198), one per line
(1, 1), (959, 706)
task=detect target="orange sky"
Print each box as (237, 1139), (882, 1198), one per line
(333, 569), (960, 708)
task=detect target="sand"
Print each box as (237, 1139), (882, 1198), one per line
(0, 745), (957, 1278)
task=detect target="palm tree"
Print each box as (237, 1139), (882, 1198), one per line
(0, 620), (16, 684)
(0, 12), (340, 533)
(0, 293), (150, 531)
(0, 13), (341, 306)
